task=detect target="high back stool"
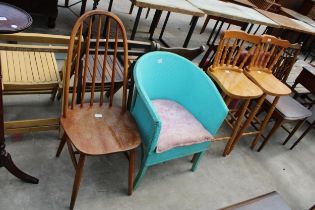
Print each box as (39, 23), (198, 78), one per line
(243, 35), (292, 151)
(206, 30), (263, 156)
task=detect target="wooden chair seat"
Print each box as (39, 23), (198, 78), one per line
(244, 70), (291, 96)
(208, 67), (263, 99)
(84, 54), (124, 84)
(266, 95), (312, 120)
(0, 50), (61, 92)
(61, 104), (141, 155)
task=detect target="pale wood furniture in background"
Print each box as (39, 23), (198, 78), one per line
(257, 8), (315, 35)
(281, 7), (315, 28)
(248, 0), (279, 11)
(188, 0), (279, 46)
(225, 0), (257, 8)
(130, 0), (205, 47)
(206, 30), (264, 156)
(55, 10), (141, 210)
(0, 33), (69, 135)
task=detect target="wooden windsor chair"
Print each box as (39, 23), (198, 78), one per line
(242, 35), (292, 151)
(205, 30), (264, 156)
(55, 10), (141, 210)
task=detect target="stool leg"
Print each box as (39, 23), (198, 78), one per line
(251, 95), (279, 150)
(223, 99), (250, 156)
(227, 95), (265, 155)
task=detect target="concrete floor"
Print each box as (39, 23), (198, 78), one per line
(1, 0), (315, 209)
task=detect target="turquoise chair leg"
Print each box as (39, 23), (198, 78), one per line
(191, 151), (205, 172)
(133, 162), (149, 190)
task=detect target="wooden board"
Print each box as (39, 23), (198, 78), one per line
(281, 7), (315, 28)
(132, 0), (205, 16)
(256, 9), (315, 35)
(188, 0), (279, 27)
(219, 191), (291, 210)
(0, 50), (60, 90)
(223, 0), (257, 8)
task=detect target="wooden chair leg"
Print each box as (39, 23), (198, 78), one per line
(133, 159), (148, 190)
(282, 120), (305, 146)
(191, 151), (205, 172)
(50, 86), (58, 101)
(56, 133), (67, 157)
(67, 141), (78, 169)
(257, 117), (284, 152)
(128, 149), (136, 195)
(70, 154), (86, 210)
(290, 121), (314, 150)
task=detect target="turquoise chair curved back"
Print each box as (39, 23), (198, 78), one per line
(131, 52), (228, 189)
(133, 51), (228, 137)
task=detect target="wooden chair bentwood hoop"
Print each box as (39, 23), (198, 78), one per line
(55, 10), (141, 210)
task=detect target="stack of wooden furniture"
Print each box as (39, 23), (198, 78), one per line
(0, 33), (69, 135)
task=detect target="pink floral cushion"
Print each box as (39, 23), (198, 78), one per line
(152, 99), (212, 153)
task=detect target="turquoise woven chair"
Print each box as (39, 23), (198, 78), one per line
(130, 51), (228, 189)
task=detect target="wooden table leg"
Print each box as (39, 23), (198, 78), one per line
(130, 7), (143, 40)
(149, 10), (162, 40)
(108, 0), (114, 11)
(208, 19), (225, 46)
(183, 16), (199, 48)
(129, 3), (134, 14)
(200, 15), (211, 34)
(159, 11), (171, 41)
(251, 95), (280, 150)
(0, 73), (38, 184)
(80, 0), (87, 15)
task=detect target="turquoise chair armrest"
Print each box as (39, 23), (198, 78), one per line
(131, 86), (161, 152)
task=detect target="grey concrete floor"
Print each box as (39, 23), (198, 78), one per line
(1, 0), (315, 209)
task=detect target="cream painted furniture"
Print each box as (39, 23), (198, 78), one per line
(0, 33), (69, 134)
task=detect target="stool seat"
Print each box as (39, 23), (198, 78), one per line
(0, 50), (60, 91)
(244, 70), (291, 96)
(208, 67), (263, 99)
